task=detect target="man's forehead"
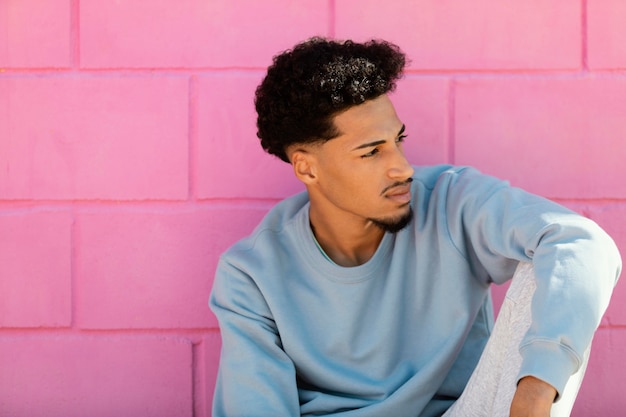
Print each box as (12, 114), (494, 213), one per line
(331, 100), (403, 144)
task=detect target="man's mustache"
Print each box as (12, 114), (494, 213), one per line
(381, 177), (414, 196)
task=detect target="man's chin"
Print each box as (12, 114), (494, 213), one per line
(369, 207), (413, 233)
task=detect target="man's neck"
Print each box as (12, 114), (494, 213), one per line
(309, 207), (385, 267)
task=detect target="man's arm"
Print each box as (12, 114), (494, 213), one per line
(509, 376), (557, 417)
(210, 258), (300, 417)
(445, 167), (622, 399)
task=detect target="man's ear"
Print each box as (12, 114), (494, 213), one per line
(290, 149), (318, 185)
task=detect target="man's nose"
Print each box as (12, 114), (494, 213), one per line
(388, 148), (414, 180)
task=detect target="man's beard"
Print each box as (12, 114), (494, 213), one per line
(369, 207), (413, 233)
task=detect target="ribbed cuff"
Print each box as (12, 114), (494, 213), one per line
(517, 340), (580, 401)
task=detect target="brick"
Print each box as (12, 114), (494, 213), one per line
(454, 77), (626, 199)
(0, 336), (192, 417)
(75, 208), (267, 329)
(391, 76), (449, 165)
(587, 204), (626, 326)
(80, 0), (328, 68)
(0, 0), (71, 68)
(588, 0), (626, 69)
(0, 77), (188, 200)
(195, 75), (304, 199)
(0, 211), (71, 327)
(336, 0), (580, 70)
(571, 329), (626, 416)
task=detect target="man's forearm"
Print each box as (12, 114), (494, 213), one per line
(509, 376), (557, 417)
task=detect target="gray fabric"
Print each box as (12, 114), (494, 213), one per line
(443, 262), (589, 417)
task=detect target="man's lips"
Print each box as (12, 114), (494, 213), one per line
(383, 182), (412, 203)
(381, 178), (414, 196)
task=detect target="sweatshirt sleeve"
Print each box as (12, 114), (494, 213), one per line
(209, 257), (300, 417)
(444, 167), (622, 399)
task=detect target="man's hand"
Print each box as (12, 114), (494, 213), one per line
(509, 376), (557, 417)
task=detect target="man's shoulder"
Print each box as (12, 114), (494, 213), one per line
(412, 164), (480, 190)
(222, 190), (309, 259)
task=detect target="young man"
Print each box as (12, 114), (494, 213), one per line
(209, 38), (621, 417)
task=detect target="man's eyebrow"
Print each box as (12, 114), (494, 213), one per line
(351, 124), (406, 151)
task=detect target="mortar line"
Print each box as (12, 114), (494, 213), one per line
(581, 0), (589, 71)
(192, 340), (206, 417)
(447, 78), (456, 165)
(188, 75), (199, 201)
(328, 0), (336, 38)
(70, 208), (78, 330)
(70, 0), (80, 68)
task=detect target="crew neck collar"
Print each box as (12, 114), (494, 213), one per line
(295, 203), (393, 283)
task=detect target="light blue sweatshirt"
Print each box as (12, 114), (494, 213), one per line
(210, 165), (621, 417)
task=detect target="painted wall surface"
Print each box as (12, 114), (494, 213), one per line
(0, 1), (624, 415)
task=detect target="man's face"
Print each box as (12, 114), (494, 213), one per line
(305, 94), (415, 232)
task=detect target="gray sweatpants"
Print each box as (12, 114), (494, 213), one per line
(443, 262), (590, 417)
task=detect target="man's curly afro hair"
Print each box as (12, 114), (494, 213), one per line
(255, 37), (406, 162)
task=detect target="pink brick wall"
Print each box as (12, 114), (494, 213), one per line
(0, 1), (624, 415)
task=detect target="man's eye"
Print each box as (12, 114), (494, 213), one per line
(361, 148), (379, 158)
